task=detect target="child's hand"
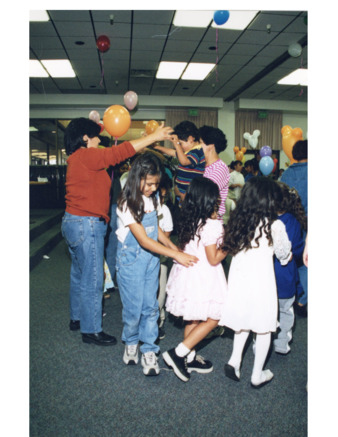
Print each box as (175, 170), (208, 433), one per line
(174, 252), (199, 267)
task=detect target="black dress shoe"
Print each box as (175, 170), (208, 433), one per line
(69, 320), (80, 331)
(82, 331), (117, 346)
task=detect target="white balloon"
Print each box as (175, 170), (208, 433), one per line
(288, 43), (302, 57)
(89, 110), (100, 123)
(243, 130), (260, 149)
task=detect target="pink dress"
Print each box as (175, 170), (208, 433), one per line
(166, 218), (227, 321)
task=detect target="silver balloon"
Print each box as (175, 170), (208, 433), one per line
(288, 43), (302, 57)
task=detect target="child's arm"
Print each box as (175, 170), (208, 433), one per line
(153, 144), (176, 157)
(128, 223), (199, 267)
(205, 244), (228, 266)
(272, 220), (292, 265)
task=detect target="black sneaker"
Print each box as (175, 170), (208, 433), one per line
(69, 320), (80, 331)
(162, 349), (190, 382)
(158, 327), (166, 340)
(187, 355), (213, 374)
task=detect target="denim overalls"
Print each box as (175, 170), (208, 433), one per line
(116, 209), (160, 354)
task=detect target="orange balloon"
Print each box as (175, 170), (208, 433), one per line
(233, 146), (239, 153)
(145, 120), (159, 134)
(103, 105), (131, 137)
(236, 151), (244, 161)
(241, 147), (247, 154)
(281, 125), (303, 164)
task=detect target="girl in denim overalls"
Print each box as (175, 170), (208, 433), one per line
(116, 153), (198, 376)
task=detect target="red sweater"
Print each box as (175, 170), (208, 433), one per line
(65, 142), (135, 222)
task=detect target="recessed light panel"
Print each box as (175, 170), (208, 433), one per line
(278, 69), (308, 86)
(182, 63), (215, 80)
(173, 10), (213, 28)
(29, 60), (49, 77)
(30, 10), (49, 22)
(156, 62), (187, 79)
(41, 60), (76, 78)
(211, 10), (258, 30)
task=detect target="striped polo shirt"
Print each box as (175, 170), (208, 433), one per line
(175, 147), (206, 194)
(203, 159), (230, 221)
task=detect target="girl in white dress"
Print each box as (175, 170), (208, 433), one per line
(163, 177), (228, 382)
(219, 177), (292, 388)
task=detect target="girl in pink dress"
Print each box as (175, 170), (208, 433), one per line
(163, 177), (228, 382)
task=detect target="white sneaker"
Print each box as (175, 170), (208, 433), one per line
(141, 351), (160, 376)
(123, 344), (139, 365)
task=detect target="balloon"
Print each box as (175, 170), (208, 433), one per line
(259, 156), (274, 176)
(96, 35), (110, 53)
(103, 105), (131, 138)
(145, 120), (159, 135)
(233, 146), (239, 153)
(236, 151), (244, 161)
(124, 91), (138, 111)
(241, 147), (247, 154)
(260, 145), (272, 157)
(243, 130), (260, 149)
(213, 10), (230, 25)
(89, 110), (100, 123)
(288, 43), (302, 57)
(281, 125), (303, 164)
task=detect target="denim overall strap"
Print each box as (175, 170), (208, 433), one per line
(117, 209), (160, 353)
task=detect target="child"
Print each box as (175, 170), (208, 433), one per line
(116, 153), (198, 377)
(273, 182), (307, 355)
(157, 173), (174, 339)
(162, 177), (228, 382)
(219, 177), (292, 388)
(154, 121), (205, 202)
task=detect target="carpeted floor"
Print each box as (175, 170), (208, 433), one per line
(30, 240), (307, 437)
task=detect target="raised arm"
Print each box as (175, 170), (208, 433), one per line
(130, 123), (173, 153)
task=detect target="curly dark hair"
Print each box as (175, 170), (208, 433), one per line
(176, 176), (220, 250)
(172, 121), (200, 142)
(221, 176), (282, 255)
(118, 152), (163, 223)
(64, 118), (101, 155)
(292, 140), (307, 161)
(277, 182), (307, 231)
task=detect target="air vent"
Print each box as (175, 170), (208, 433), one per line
(130, 69), (155, 78)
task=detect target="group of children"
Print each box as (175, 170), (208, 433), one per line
(63, 117), (307, 389)
(113, 150), (307, 388)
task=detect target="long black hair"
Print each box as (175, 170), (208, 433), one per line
(64, 118), (101, 155)
(176, 176), (220, 250)
(118, 152), (163, 223)
(222, 176), (282, 255)
(277, 182), (307, 231)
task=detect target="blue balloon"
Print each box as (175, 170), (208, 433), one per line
(213, 10), (230, 26)
(259, 156), (274, 176)
(260, 145), (272, 158)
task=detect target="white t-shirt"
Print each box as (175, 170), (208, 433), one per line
(158, 203), (173, 233)
(116, 195), (160, 243)
(228, 171), (245, 201)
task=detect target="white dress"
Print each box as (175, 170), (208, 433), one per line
(166, 218), (227, 321)
(219, 219), (291, 333)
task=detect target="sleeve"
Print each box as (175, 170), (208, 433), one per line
(117, 203), (136, 228)
(271, 220), (292, 265)
(200, 219), (224, 247)
(186, 149), (202, 168)
(158, 204), (173, 233)
(80, 142), (136, 171)
(228, 172), (235, 185)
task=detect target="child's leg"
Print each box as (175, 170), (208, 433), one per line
(227, 330), (250, 377)
(274, 297), (295, 354)
(157, 262), (168, 328)
(182, 318), (219, 351)
(251, 332), (273, 387)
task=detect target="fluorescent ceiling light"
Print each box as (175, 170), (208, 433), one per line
(30, 60), (49, 77)
(182, 63), (215, 80)
(173, 10), (213, 27)
(211, 10), (258, 30)
(29, 127), (39, 132)
(278, 69), (308, 86)
(156, 61), (187, 79)
(30, 10), (49, 21)
(41, 60), (76, 78)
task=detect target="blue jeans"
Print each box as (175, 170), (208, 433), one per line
(61, 212), (107, 333)
(104, 203), (118, 285)
(297, 264), (308, 306)
(116, 210), (160, 354)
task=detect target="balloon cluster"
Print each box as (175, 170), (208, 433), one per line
(281, 125), (303, 164)
(243, 130), (260, 149)
(233, 146), (246, 163)
(259, 146), (274, 176)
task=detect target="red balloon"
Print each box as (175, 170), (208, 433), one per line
(96, 35), (110, 53)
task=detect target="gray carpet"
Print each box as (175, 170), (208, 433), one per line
(30, 240), (307, 437)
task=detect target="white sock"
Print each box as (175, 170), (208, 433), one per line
(175, 342), (191, 357)
(186, 349), (196, 363)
